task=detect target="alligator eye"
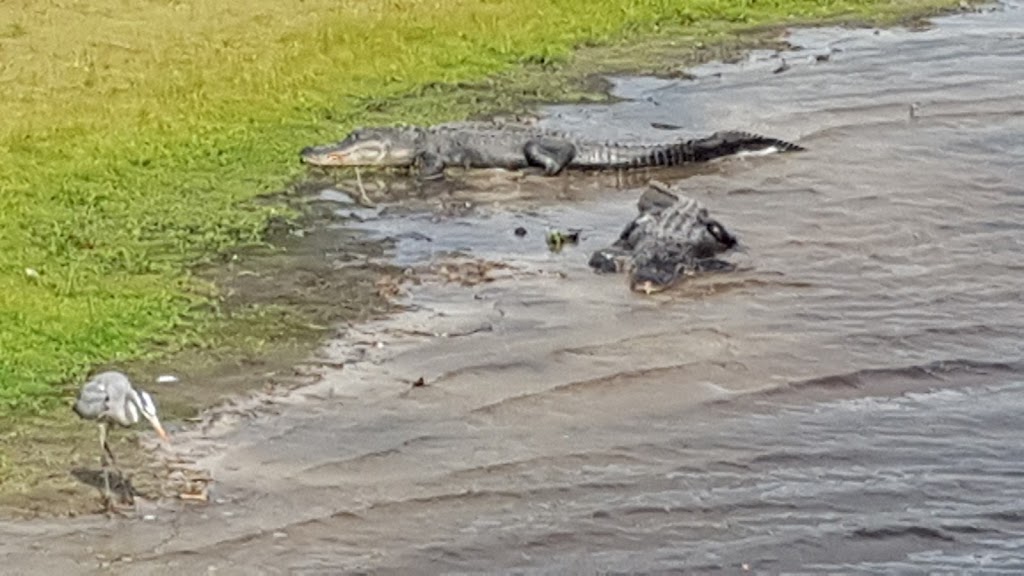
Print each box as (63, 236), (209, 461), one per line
(707, 223), (722, 237)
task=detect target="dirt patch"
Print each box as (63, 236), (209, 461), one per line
(0, 414), (164, 519)
(129, 187), (405, 414)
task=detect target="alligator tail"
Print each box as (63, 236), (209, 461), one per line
(707, 130), (806, 154)
(635, 130), (805, 167)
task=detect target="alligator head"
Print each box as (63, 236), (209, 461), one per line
(628, 211), (739, 295)
(588, 182), (740, 293)
(300, 127), (423, 167)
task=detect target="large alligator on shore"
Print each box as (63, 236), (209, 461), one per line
(299, 121), (805, 179)
(589, 181), (741, 294)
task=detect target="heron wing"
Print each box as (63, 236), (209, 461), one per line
(73, 388), (108, 419)
(73, 377), (114, 419)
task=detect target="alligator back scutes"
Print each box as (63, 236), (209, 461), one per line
(347, 123), (803, 154)
(421, 123), (695, 149)
(425, 123), (577, 139)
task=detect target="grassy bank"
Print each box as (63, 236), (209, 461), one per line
(0, 0), (964, 508)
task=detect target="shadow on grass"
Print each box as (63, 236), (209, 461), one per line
(70, 467), (141, 502)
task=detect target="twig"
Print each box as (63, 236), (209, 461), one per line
(354, 167), (373, 206)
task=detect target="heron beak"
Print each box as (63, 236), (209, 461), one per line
(144, 413), (170, 443)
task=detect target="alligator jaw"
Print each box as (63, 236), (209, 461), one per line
(299, 145), (350, 167)
(628, 259), (684, 295)
(299, 144), (397, 167)
(635, 280), (661, 295)
(630, 277), (674, 295)
(299, 129), (420, 168)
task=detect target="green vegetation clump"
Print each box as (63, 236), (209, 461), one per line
(0, 0), (964, 497)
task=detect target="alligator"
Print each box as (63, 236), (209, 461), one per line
(299, 121), (805, 180)
(589, 181), (740, 294)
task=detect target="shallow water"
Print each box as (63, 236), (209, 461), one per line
(3, 2), (1024, 574)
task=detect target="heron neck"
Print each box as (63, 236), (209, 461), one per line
(126, 388), (143, 424)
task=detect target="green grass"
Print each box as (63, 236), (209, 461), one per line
(0, 0), (962, 429)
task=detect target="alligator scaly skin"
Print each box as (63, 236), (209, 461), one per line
(589, 180), (741, 294)
(300, 121), (805, 178)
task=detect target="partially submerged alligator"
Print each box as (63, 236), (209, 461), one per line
(300, 121), (805, 179)
(589, 181), (740, 294)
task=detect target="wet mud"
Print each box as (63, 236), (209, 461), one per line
(3, 1), (1024, 573)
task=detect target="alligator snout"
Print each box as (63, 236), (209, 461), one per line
(299, 145), (334, 165)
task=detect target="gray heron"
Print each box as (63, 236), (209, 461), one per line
(73, 370), (170, 511)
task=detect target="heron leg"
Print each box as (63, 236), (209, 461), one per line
(100, 425), (136, 506)
(98, 423), (114, 510)
(101, 425), (118, 468)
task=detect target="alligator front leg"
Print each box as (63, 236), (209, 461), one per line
(524, 138), (576, 176)
(416, 152), (447, 180)
(588, 246), (632, 274)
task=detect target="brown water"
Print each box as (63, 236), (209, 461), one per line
(3, 3), (1024, 574)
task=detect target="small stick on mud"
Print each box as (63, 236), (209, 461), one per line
(354, 167), (373, 206)
(398, 376), (429, 398)
(179, 490), (209, 503)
